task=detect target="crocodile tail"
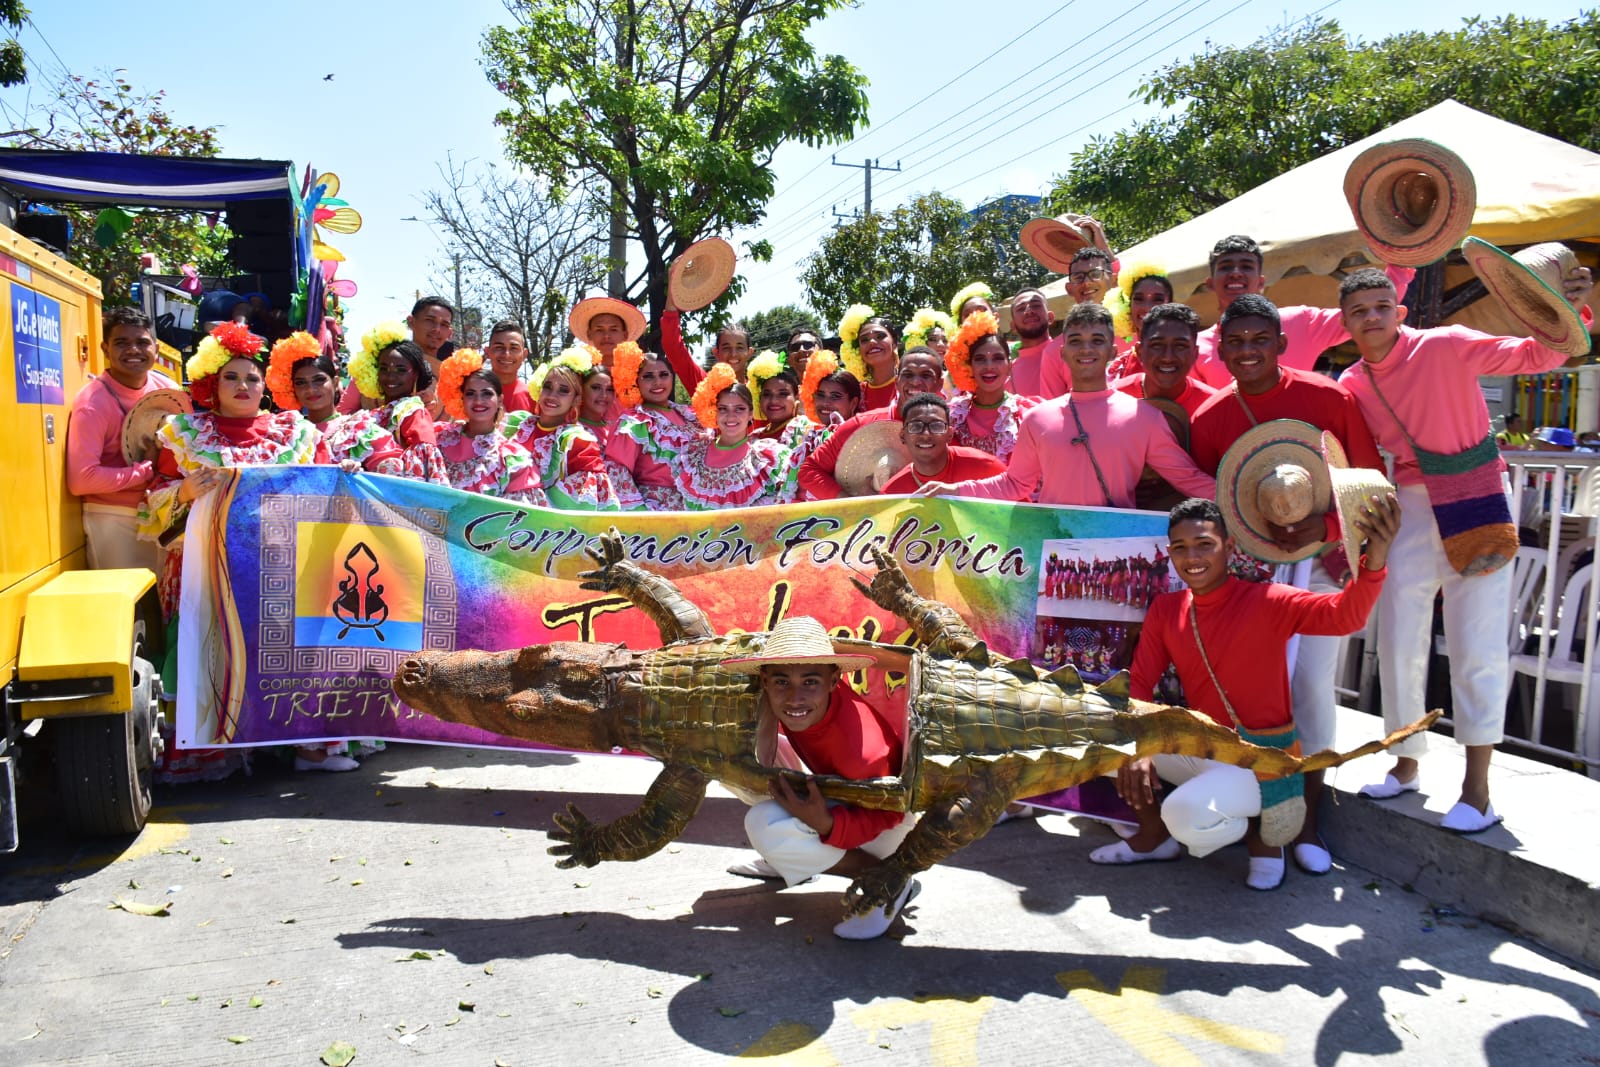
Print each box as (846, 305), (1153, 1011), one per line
(1122, 707), (1442, 778)
(1295, 710), (1442, 774)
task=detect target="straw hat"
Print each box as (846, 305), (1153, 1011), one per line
(721, 616), (877, 673)
(1143, 396), (1190, 451)
(1019, 214), (1093, 274)
(1321, 431), (1396, 572)
(667, 237), (736, 312)
(834, 420), (911, 497)
(121, 388), (193, 464)
(1343, 138), (1476, 267)
(1462, 237), (1592, 357)
(1215, 420), (1332, 564)
(567, 296), (646, 344)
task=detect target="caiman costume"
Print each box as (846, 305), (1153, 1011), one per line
(393, 529), (1434, 919)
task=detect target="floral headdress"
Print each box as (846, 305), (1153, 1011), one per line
(187, 321), (266, 410)
(349, 320), (409, 399)
(835, 303), (873, 383)
(744, 349), (788, 395)
(799, 348), (840, 423)
(949, 281), (994, 322)
(529, 344), (599, 395)
(902, 308), (955, 352)
(265, 331), (321, 411)
(691, 362), (740, 429)
(611, 341), (645, 407)
(437, 347), (486, 421)
(1108, 258), (1169, 341)
(944, 310), (1001, 394)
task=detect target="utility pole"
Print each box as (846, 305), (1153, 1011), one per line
(452, 253), (463, 342)
(831, 156), (901, 216)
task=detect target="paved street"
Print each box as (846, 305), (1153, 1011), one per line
(3, 744), (1597, 1065)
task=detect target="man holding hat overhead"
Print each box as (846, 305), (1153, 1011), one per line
(721, 617), (920, 941)
(1335, 255), (1591, 833)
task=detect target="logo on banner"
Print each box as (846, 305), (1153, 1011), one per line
(11, 281), (64, 406)
(294, 521), (427, 650)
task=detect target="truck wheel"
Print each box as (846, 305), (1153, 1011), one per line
(55, 656), (160, 837)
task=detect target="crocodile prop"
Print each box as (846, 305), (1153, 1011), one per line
(393, 529), (1434, 918)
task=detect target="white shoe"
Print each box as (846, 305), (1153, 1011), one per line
(833, 878), (920, 940)
(1440, 801), (1502, 834)
(1293, 841), (1332, 875)
(726, 856), (783, 880)
(994, 804), (1038, 825)
(1088, 837), (1181, 865)
(294, 755), (359, 772)
(1246, 853), (1286, 891)
(1359, 773), (1420, 799)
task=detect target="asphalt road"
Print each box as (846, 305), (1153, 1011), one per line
(2, 744), (1597, 1066)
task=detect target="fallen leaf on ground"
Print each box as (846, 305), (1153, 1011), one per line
(395, 950), (433, 962)
(127, 879), (141, 889)
(218, 837), (234, 845)
(320, 1040), (357, 1066)
(220, 868), (234, 879)
(350, 879), (364, 886)
(458, 1001), (475, 1012)
(483, 962), (495, 975)
(249, 996), (263, 1009)
(224, 1035), (250, 1044)
(109, 898), (170, 917)
(445, 1015), (460, 1027)
(646, 987), (663, 999)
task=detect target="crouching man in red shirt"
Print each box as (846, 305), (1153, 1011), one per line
(722, 617), (919, 940)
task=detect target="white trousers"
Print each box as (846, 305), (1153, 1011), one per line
(1376, 483), (1512, 755)
(83, 504), (159, 572)
(745, 800), (916, 887)
(1154, 754), (1260, 858)
(1290, 557), (1344, 753)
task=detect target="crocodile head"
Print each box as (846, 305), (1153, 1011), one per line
(393, 643), (634, 752)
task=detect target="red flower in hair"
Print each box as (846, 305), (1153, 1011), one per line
(211, 320), (266, 357)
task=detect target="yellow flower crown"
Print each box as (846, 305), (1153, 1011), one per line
(691, 362), (740, 429)
(349, 320), (410, 399)
(529, 344), (599, 395)
(1112, 259), (1169, 340)
(611, 341), (644, 407)
(437, 347), (486, 421)
(745, 349), (787, 394)
(949, 281), (994, 322)
(835, 303), (873, 383)
(902, 307), (954, 352)
(945, 310), (1001, 394)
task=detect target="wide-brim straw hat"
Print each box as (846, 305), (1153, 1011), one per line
(834, 420), (911, 497)
(121, 388), (193, 464)
(722, 616), (878, 673)
(1019, 214), (1092, 274)
(568, 296), (646, 344)
(668, 237), (737, 312)
(1462, 237), (1592, 357)
(1343, 138), (1476, 267)
(1215, 420), (1332, 564)
(1322, 431), (1396, 572)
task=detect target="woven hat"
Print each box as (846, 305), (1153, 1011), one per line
(567, 296), (646, 344)
(1463, 237), (1592, 357)
(1343, 139), (1476, 267)
(121, 388), (193, 464)
(1143, 396), (1190, 451)
(721, 616), (877, 673)
(1322, 431), (1397, 572)
(668, 237), (736, 312)
(1215, 420), (1332, 564)
(834, 420), (910, 497)
(1019, 214), (1093, 274)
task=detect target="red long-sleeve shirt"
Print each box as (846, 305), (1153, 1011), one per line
(783, 683), (905, 850)
(797, 405), (897, 500)
(660, 310), (707, 393)
(1188, 365), (1385, 477)
(1130, 566), (1386, 732)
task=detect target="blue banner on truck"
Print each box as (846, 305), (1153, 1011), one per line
(10, 280), (64, 405)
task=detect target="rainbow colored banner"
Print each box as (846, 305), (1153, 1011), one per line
(175, 467), (1173, 754)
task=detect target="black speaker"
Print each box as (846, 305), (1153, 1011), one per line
(17, 212), (70, 254)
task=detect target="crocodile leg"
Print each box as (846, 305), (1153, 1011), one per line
(547, 762), (710, 867)
(852, 543), (984, 660)
(579, 527), (715, 643)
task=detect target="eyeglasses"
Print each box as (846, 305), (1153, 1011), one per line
(904, 420), (949, 435)
(1068, 269), (1110, 284)
(787, 338), (818, 351)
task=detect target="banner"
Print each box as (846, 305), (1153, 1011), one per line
(176, 468), (1177, 754)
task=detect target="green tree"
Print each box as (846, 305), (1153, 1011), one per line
(482, 0), (868, 342)
(0, 1), (26, 87)
(801, 193), (1052, 328)
(1050, 14), (1600, 249)
(741, 303), (819, 350)
(3, 70), (229, 304)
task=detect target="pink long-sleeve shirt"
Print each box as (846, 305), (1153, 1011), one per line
(1009, 334), (1060, 399)
(66, 370), (180, 507)
(946, 388), (1216, 507)
(1191, 265), (1416, 388)
(1338, 324), (1572, 487)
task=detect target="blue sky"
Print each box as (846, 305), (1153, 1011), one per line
(2, 0), (1593, 345)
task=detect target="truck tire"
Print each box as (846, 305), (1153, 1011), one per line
(55, 656), (160, 837)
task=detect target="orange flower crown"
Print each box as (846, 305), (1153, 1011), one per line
(265, 332), (321, 410)
(799, 348), (840, 423)
(438, 347), (486, 421)
(945, 310), (1001, 393)
(691, 362), (740, 429)
(611, 341), (644, 407)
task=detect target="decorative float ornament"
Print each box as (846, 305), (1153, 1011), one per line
(187, 321), (267, 410)
(611, 341), (645, 407)
(800, 348), (840, 424)
(744, 349), (787, 395)
(836, 303), (873, 383)
(691, 362), (739, 428)
(350, 320), (409, 399)
(437, 348), (486, 420)
(944, 309), (999, 394)
(266, 331), (322, 410)
(902, 307), (954, 352)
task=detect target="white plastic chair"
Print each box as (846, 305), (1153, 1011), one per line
(1508, 563), (1599, 775)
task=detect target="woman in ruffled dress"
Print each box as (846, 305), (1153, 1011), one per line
(606, 343), (698, 511)
(506, 346), (621, 510)
(345, 321), (449, 484)
(266, 332), (407, 476)
(674, 363), (801, 510)
(837, 304), (900, 412)
(943, 310), (1038, 464)
(577, 358), (618, 453)
(433, 348), (548, 505)
(748, 350), (829, 464)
